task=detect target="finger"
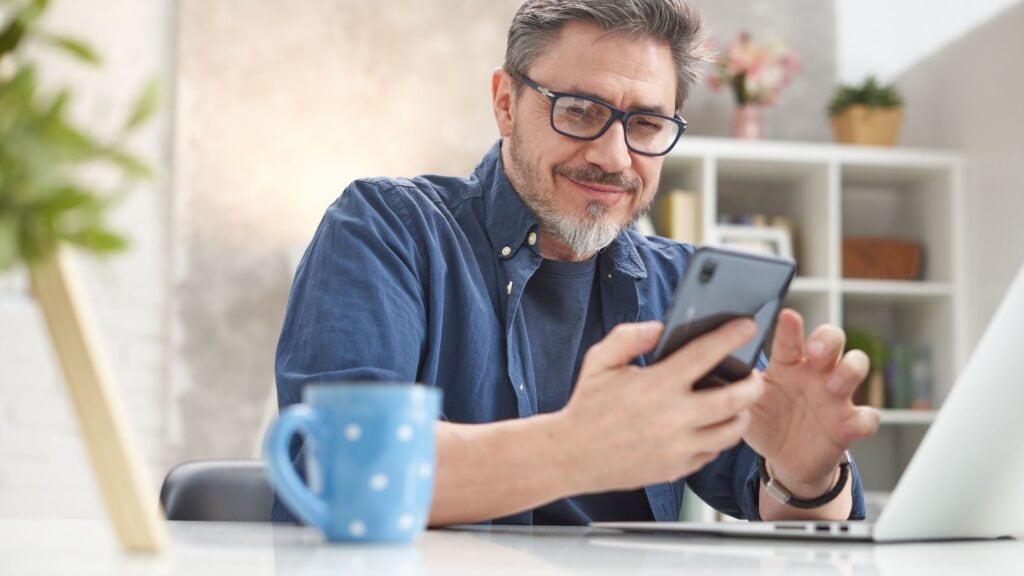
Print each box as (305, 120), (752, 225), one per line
(826, 349), (871, 397)
(651, 318), (757, 389)
(581, 321), (663, 374)
(840, 406), (881, 444)
(687, 372), (765, 428)
(805, 324), (846, 371)
(696, 409), (752, 454)
(767, 308), (805, 367)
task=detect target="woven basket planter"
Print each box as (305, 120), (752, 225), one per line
(832, 105), (903, 146)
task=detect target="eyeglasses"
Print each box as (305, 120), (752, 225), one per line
(513, 72), (686, 157)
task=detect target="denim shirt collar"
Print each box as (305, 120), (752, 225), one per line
(475, 141), (648, 280)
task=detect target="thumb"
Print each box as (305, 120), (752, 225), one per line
(581, 321), (663, 375)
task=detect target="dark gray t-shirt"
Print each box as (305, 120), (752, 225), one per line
(522, 256), (653, 524)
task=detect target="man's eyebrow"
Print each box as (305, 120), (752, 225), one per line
(563, 86), (670, 116)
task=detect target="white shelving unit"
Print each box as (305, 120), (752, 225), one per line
(656, 137), (965, 503)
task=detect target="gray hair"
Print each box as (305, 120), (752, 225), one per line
(504, 0), (708, 112)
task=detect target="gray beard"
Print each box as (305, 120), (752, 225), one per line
(505, 135), (646, 259)
(527, 197), (628, 258)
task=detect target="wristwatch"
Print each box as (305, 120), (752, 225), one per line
(757, 451), (852, 509)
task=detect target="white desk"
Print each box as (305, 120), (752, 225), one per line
(1, 519), (1019, 575)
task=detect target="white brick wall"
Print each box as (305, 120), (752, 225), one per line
(0, 0), (174, 519)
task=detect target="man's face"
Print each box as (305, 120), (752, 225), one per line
(494, 21), (677, 260)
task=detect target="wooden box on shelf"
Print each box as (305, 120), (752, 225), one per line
(842, 237), (922, 280)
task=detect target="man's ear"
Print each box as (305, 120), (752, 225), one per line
(492, 68), (515, 138)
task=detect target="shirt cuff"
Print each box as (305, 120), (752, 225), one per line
(740, 450), (868, 521)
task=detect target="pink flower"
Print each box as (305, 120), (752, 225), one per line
(708, 31), (800, 107)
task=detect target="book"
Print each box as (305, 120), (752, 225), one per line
(885, 342), (933, 409)
(654, 189), (701, 244)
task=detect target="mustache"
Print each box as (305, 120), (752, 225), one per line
(555, 164), (642, 194)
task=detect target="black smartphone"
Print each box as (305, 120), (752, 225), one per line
(652, 246), (796, 389)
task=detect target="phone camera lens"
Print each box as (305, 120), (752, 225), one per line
(699, 260), (716, 283)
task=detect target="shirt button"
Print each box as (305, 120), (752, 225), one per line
(518, 383), (525, 391)
(501, 246), (512, 257)
(527, 232), (537, 246)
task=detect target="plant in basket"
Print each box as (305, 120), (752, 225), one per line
(828, 76), (905, 146)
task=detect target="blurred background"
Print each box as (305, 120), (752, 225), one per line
(1, 0), (1022, 519)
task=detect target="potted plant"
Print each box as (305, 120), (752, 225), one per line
(1, 0), (164, 552)
(828, 76), (904, 146)
(844, 327), (888, 409)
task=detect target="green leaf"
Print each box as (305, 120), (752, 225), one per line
(65, 226), (128, 253)
(0, 212), (18, 272)
(123, 78), (159, 132)
(40, 113), (106, 164)
(18, 0), (50, 26)
(827, 75), (905, 117)
(32, 185), (96, 217)
(0, 17), (26, 55)
(37, 32), (101, 65)
(105, 148), (153, 179)
(0, 0), (49, 56)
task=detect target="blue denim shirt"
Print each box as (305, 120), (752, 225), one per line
(273, 142), (865, 524)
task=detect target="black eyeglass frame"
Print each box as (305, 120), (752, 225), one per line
(512, 72), (687, 157)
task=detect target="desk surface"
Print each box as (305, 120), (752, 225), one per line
(1, 519), (1020, 575)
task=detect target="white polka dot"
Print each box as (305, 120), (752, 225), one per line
(398, 514), (415, 531)
(344, 424), (362, 441)
(396, 424), (414, 442)
(348, 520), (366, 538)
(418, 463), (432, 479)
(369, 473), (389, 491)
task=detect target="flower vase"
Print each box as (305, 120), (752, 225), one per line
(731, 105), (763, 139)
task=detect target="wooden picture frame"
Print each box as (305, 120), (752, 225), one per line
(29, 248), (167, 553)
(712, 224), (794, 260)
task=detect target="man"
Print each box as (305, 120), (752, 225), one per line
(274, 0), (880, 526)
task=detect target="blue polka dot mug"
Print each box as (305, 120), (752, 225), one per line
(265, 383), (442, 542)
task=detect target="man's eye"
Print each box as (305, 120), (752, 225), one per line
(633, 117), (665, 133)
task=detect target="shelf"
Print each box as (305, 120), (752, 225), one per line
(655, 137), (964, 493)
(841, 280), (954, 299)
(670, 137), (962, 167)
(878, 409), (937, 425)
(789, 277), (831, 294)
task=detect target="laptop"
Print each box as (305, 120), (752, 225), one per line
(594, 262), (1024, 542)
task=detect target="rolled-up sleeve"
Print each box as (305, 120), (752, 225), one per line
(275, 180), (427, 409)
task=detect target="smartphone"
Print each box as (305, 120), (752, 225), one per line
(652, 246), (796, 389)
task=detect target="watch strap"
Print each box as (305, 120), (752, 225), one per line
(757, 450), (851, 509)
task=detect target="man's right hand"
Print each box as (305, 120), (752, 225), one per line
(553, 319), (765, 495)
(428, 318), (762, 526)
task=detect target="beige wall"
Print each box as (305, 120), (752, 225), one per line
(897, 3), (1024, 354)
(170, 0), (525, 464)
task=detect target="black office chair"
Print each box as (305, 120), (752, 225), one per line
(160, 459), (274, 522)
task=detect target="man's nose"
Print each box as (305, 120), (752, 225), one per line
(582, 120), (632, 174)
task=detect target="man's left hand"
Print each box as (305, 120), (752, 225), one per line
(744, 308), (881, 498)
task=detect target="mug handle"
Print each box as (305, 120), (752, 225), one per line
(264, 404), (330, 528)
